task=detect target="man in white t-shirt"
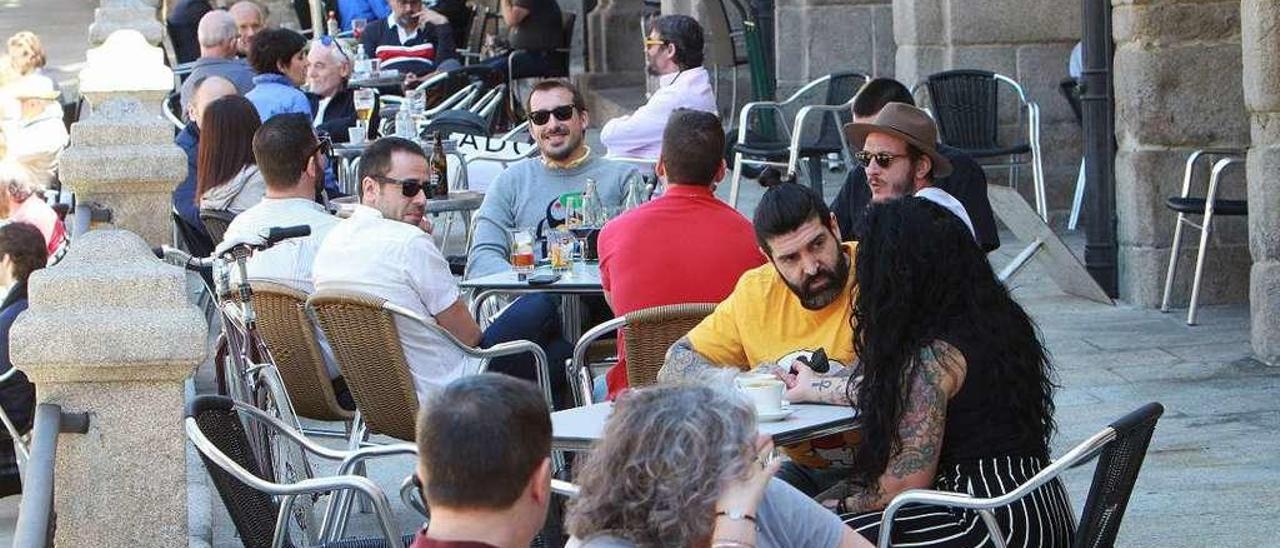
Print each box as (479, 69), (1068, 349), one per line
(314, 137), (563, 403)
(221, 114), (349, 404)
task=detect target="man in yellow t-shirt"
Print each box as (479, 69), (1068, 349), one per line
(659, 180), (860, 497)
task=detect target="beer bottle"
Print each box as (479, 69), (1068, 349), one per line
(429, 133), (449, 198)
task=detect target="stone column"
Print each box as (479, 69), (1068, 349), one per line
(586, 0), (645, 75)
(1111, 0), (1251, 306)
(774, 0), (894, 96)
(62, 31), (185, 246)
(90, 0), (164, 47)
(1241, 0), (1280, 365)
(893, 0), (1080, 217)
(10, 230), (206, 547)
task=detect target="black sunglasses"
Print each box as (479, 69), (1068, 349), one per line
(373, 175), (428, 197)
(311, 135), (334, 159)
(528, 105), (576, 125)
(853, 150), (906, 169)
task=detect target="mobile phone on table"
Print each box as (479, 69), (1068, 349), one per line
(527, 272), (560, 285)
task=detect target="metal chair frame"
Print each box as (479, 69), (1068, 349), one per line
(185, 398), (407, 547)
(729, 73), (855, 208)
(1160, 149), (1247, 325)
(876, 403), (1164, 548)
(912, 72), (1048, 221)
(0, 368), (30, 474)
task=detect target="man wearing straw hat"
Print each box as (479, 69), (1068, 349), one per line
(1, 75), (67, 182)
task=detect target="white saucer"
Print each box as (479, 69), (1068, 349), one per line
(757, 408), (794, 422)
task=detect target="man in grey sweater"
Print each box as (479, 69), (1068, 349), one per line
(467, 81), (639, 278)
(466, 81), (639, 405)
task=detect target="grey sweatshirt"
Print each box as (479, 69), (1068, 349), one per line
(200, 164), (267, 214)
(465, 155), (640, 279)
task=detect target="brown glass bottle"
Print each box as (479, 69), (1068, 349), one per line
(429, 133), (449, 198)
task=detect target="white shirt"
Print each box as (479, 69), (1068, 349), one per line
(225, 197), (342, 377)
(313, 96), (333, 127)
(2, 106), (69, 179)
(915, 186), (978, 242)
(600, 66), (718, 160)
(387, 13), (420, 45)
(225, 197), (340, 293)
(313, 204), (478, 401)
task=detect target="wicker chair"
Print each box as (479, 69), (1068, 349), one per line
(568, 303), (717, 406)
(251, 282), (354, 424)
(876, 402), (1164, 548)
(306, 289), (553, 439)
(186, 395), (411, 548)
(306, 290), (424, 444)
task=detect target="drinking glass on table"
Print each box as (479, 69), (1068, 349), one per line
(353, 88), (376, 131)
(510, 229), (536, 273)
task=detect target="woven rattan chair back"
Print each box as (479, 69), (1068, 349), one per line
(307, 290), (420, 442)
(251, 281), (353, 423)
(622, 303), (717, 388)
(1074, 402), (1164, 548)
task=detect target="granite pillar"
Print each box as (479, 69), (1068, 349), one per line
(10, 230), (206, 547)
(1241, 0), (1280, 364)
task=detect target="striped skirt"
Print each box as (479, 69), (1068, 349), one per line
(842, 456), (1076, 547)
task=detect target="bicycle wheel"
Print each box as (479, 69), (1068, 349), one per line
(255, 364), (321, 545)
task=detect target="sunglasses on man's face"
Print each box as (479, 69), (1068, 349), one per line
(643, 37), (667, 48)
(373, 175), (428, 197)
(528, 105), (576, 126)
(853, 150), (907, 169)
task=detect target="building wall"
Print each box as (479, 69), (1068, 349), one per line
(894, 0), (1082, 220)
(774, 0), (895, 97)
(1112, 0), (1250, 307)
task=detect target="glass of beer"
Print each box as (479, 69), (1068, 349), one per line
(353, 88), (376, 131)
(510, 229), (536, 273)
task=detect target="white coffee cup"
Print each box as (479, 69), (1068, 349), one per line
(741, 379), (785, 414)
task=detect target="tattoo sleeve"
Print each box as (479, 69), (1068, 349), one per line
(658, 336), (720, 383)
(841, 344), (954, 513)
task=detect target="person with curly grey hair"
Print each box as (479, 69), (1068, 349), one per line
(566, 384), (871, 548)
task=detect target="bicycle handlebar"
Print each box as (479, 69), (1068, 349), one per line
(264, 225), (311, 246)
(154, 246), (215, 272)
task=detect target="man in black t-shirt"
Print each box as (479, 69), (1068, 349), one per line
(483, 0), (564, 80)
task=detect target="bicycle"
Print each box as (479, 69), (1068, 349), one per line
(160, 224), (325, 544)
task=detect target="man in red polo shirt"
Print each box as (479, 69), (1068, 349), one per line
(597, 108), (765, 399)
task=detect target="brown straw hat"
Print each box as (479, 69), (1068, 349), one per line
(843, 102), (952, 178)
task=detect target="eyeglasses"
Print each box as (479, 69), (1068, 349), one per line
(853, 150), (906, 169)
(373, 175), (429, 197)
(310, 135), (334, 159)
(528, 105), (576, 125)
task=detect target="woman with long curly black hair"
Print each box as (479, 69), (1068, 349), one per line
(781, 197), (1073, 546)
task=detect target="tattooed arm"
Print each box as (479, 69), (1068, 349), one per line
(782, 363), (861, 406)
(658, 336), (723, 383)
(838, 341), (966, 513)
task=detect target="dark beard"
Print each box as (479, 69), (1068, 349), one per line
(785, 250), (851, 310)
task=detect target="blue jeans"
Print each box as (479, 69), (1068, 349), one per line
(480, 294), (572, 408)
(482, 50), (554, 81)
